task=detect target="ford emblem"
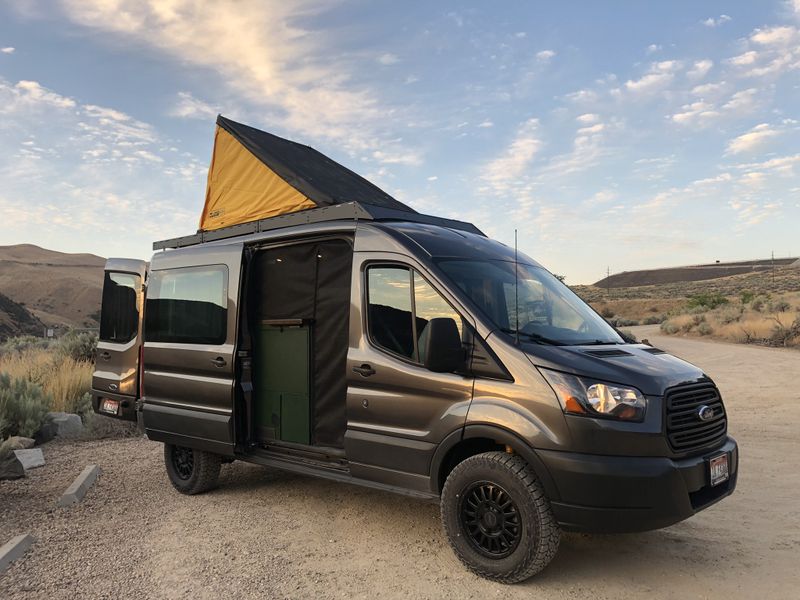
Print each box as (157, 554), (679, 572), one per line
(109, 383), (118, 391)
(697, 405), (715, 421)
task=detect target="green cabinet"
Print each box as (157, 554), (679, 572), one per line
(254, 323), (311, 445)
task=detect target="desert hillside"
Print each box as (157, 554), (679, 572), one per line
(594, 257), (799, 288)
(0, 291), (45, 339)
(0, 243), (105, 331)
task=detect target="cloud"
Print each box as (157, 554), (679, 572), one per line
(702, 15), (732, 27)
(482, 118), (541, 191)
(726, 123), (780, 154)
(372, 149), (422, 166)
(377, 53), (400, 65)
(426, 175), (438, 181)
(476, 120), (493, 128)
(576, 113), (599, 124)
(687, 59), (713, 79)
(170, 91), (218, 119)
(536, 49), (555, 62)
(46, 0), (415, 157)
(624, 60), (682, 93)
(670, 101), (719, 125)
(726, 25), (800, 77)
(646, 44), (661, 54)
(721, 88), (759, 112)
(0, 79), (76, 112)
(1, 47), (15, 54)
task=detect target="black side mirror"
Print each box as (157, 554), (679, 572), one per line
(422, 317), (463, 373)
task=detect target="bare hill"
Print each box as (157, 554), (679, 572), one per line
(594, 257), (798, 288)
(0, 292), (45, 340)
(575, 263), (800, 303)
(0, 244), (105, 330)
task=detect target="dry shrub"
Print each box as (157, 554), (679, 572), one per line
(0, 348), (93, 415)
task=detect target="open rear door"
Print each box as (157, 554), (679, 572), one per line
(92, 258), (147, 422)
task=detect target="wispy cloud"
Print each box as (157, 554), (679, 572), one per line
(702, 15), (732, 28)
(49, 0), (415, 158)
(377, 53), (400, 65)
(1, 47), (15, 54)
(170, 91), (218, 120)
(726, 123), (780, 154)
(482, 118), (541, 192)
(536, 49), (556, 62)
(625, 60), (682, 94)
(687, 59), (713, 79)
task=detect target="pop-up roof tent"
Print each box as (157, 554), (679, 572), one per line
(199, 115), (416, 231)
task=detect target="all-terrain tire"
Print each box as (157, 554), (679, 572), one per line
(441, 451), (560, 583)
(164, 443), (222, 495)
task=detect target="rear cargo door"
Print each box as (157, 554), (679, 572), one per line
(141, 243), (243, 456)
(92, 258), (147, 421)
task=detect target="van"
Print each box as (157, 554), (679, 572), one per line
(92, 120), (737, 583)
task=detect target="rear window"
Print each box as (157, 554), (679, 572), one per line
(99, 272), (140, 343)
(145, 266), (227, 345)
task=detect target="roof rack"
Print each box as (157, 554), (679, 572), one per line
(153, 201), (484, 250)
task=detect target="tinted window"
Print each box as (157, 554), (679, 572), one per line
(413, 272), (462, 364)
(145, 266), (227, 344)
(367, 266), (463, 363)
(367, 267), (414, 359)
(99, 272), (140, 343)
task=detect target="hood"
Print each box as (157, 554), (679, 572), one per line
(519, 341), (708, 396)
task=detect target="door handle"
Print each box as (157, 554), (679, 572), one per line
(211, 356), (227, 368)
(99, 351), (111, 361)
(352, 364), (376, 377)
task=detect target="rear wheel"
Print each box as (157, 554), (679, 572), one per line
(164, 443), (221, 495)
(441, 451), (560, 583)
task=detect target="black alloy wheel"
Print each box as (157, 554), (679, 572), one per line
(459, 481), (521, 558)
(171, 445), (194, 480)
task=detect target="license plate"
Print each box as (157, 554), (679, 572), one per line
(101, 398), (120, 415)
(709, 453), (729, 486)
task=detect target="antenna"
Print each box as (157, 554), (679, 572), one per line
(514, 229), (520, 346)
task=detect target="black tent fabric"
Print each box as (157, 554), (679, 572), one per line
(217, 116), (415, 213)
(251, 238), (353, 447)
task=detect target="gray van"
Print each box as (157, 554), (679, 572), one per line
(93, 201), (737, 582)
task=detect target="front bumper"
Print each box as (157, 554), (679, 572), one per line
(538, 436), (738, 533)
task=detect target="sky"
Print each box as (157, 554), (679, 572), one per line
(0, 1), (799, 284)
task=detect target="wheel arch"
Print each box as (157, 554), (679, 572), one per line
(429, 424), (560, 501)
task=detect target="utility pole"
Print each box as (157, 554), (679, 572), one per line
(606, 266), (611, 298)
(771, 250), (775, 287)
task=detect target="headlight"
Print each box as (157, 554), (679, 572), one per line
(539, 368), (646, 422)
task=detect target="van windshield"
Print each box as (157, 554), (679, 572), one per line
(436, 259), (623, 346)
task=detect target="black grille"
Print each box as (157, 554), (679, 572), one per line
(665, 382), (727, 453)
(583, 348), (633, 357)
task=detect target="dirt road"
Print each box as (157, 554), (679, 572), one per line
(2, 329), (799, 599)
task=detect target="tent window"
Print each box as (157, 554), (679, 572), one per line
(145, 266), (227, 345)
(99, 272), (139, 343)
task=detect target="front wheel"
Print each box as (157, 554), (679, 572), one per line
(441, 451), (560, 583)
(164, 443), (221, 495)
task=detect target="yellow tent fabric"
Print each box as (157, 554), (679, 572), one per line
(199, 126), (315, 231)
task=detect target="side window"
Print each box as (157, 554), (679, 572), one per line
(99, 272), (140, 343)
(367, 265), (463, 364)
(145, 266), (228, 344)
(413, 272), (462, 364)
(367, 267), (415, 359)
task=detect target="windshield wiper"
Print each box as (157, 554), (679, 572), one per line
(578, 339), (621, 345)
(499, 328), (564, 346)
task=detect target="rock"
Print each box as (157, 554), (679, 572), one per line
(46, 412), (84, 439)
(0, 437), (36, 457)
(33, 421), (57, 445)
(0, 452), (25, 480)
(14, 448), (45, 470)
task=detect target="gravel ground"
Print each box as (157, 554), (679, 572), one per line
(1, 329), (799, 599)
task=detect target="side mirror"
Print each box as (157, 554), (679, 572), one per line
(421, 318), (463, 373)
